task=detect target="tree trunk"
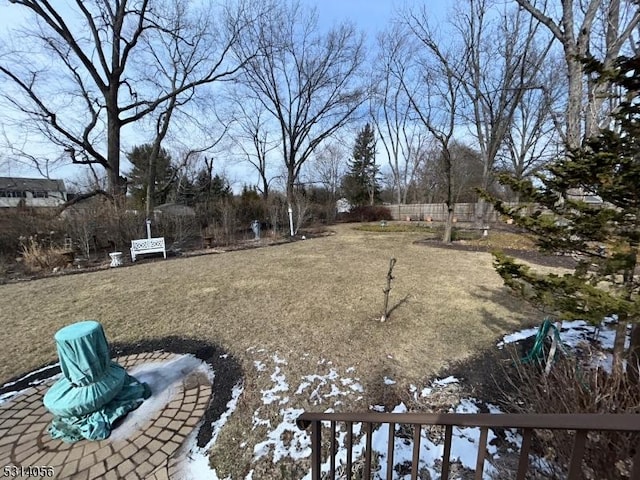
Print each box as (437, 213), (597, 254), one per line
(260, 173), (269, 201)
(145, 154), (157, 219)
(475, 197), (488, 228)
(628, 321), (640, 384)
(106, 107), (124, 202)
(565, 57), (583, 150)
(612, 314), (628, 378)
(443, 207), (454, 243)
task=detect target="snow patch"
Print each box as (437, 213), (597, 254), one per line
(253, 408), (311, 462)
(110, 355), (208, 441)
(179, 383), (244, 480)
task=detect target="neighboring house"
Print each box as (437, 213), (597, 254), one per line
(566, 187), (603, 205)
(153, 203), (196, 218)
(0, 177), (67, 208)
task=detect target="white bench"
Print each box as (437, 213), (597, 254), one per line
(130, 237), (166, 262)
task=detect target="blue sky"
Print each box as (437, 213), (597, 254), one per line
(312, 0), (448, 35)
(0, 0), (453, 190)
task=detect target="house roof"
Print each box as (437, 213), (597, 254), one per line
(0, 177), (66, 192)
(154, 203), (196, 216)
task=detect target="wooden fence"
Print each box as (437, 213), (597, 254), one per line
(385, 202), (521, 223)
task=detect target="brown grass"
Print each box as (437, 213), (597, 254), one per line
(0, 223), (542, 477)
(20, 238), (71, 272)
(463, 230), (537, 251)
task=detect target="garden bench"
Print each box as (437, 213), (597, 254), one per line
(130, 237), (166, 262)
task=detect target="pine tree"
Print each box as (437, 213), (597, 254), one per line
(194, 170), (232, 202)
(126, 144), (176, 209)
(490, 55), (640, 379)
(342, 123), (380, 206)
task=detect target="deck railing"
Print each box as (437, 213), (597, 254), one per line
(296, 412), (640, 480)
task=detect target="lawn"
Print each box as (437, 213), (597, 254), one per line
(0, 223), (544, 477)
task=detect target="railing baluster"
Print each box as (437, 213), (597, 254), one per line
(441, 425), (452, 480)
(364, 422), (373, 480)
(346, 421), (353, 478)
(411, 424), (422, 480)
(329, 420), (336, 480)
(311, 420), (322, 480)
(568, 430), (587, 480)
(631, 442), (640, 480)
(474, 427), (489, 480)
(386, 422), (395, 480)
(296, 412), (640, 480)
(516, 428), (533, 480)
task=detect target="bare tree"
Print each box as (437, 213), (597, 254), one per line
(514, 0), (640, 148)
(309, 141), (348, 200)
(400, 13), (464, 243)
(499, 54), (564, 200)
(229, 96), (278, 200)
(372, 26), (430, 205)
(0, 0), (255, 198)
(450, 0), (554, 224)
(233, 1), (366, 213)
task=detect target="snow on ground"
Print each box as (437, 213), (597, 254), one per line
(296, 397), (511, 480)
(110, 355), (210, 441)
(0, 363), (61, 405)
(135, 319), (635, 477)
(14, 317), (629, 480)
(242, 350), (522, 480)
(496, 317), (630, 351)
(179, 383), (244, 480)
(496, 317), (632, 374)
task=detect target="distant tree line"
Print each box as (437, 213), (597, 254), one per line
(0, 0), (637, 239)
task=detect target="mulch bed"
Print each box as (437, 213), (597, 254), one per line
(414, 238), (578, 269)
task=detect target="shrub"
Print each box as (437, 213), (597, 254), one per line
(0, 254), (9, 279)
(62, 200), (146, 253)
(20, 237), (71, 272)
(338, 205), (393, 223)
(449, 228), (482, 241)
(155, 213), (199, 248)
(499, 353), (640, 479)
(0, 210), (63, 257)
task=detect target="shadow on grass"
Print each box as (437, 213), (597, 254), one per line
(470, 285), (546, 337)
(386, 294), (410, 319)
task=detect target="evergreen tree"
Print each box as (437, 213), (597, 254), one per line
(490, 55), (640, 379)
(126, 144), (176, 209)
(194, 169), (232, 202)
(342, 123), (380, 206)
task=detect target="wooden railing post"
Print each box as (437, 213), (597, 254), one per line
(311, 420), (321, 480)
(516, 428), (533, 480)
(567, 430), (587, 480)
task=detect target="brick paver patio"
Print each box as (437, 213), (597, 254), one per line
(0, 352), (212, 479)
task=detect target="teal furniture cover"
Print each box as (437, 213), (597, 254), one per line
(43, 321), (151, 442)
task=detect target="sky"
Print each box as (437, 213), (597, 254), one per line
(0, 0), (451, 192)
